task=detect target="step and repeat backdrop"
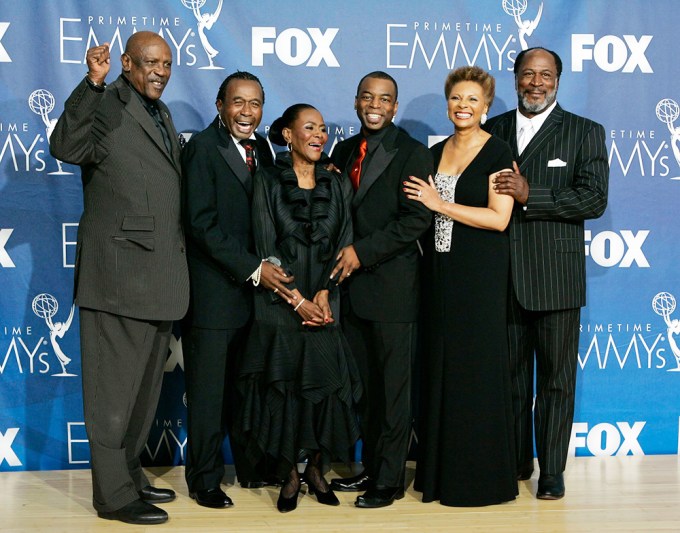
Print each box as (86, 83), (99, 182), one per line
(1, 0), (678, 471)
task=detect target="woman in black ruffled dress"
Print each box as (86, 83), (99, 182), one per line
(233, 104), (361, 512)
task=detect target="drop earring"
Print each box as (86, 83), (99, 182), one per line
(480, 113), (488, 125)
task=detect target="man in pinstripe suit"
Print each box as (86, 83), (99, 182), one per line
(51, 33), (189, 524)
(485, 47), (609, 500)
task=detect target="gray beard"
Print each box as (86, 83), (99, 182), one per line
(519, 88), (557, 114)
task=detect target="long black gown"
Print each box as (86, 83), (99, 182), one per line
(233, 152), (362, 478)
(414, 135), (518, 506)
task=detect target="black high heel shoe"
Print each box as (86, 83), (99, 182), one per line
(305, 457), (340, 507)
(308, 483), (340, 506)
(277, 484), (300, 513)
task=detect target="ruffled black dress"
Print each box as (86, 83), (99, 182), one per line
(233, 152), (362, 478)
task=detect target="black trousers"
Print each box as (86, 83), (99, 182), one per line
(343, 310), (415, 488)
(183, 324), (260, 491)
(79, 308), (172, 512)
(507, 289), (581, 475)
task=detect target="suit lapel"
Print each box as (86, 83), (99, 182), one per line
(519, 105), (564, 172)
(117, 77), (179, 171)
(215, 122), (253, 196)
(158, 102), (182, 172)
(352, 128), (399, 207)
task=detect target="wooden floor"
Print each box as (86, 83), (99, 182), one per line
(2, 456), (680, 532)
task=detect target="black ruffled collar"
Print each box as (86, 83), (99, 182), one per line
(275, 151), (332, 223)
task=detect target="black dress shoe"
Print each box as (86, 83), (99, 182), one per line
(97, 499), (168, 524)
(516, 461), (535, 481)
(240, 481), (267, 489)
(240, 477), (283, 489)
(190, 487), (233, 508)
(330, 472), (373, 492)
(138, 485), (176, 503)
(355, 486), (405, 508)
(537, 473), (565, 500)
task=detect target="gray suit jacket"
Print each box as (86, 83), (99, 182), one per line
(50, 75), (189, 321)
(485, 104), (609, 311)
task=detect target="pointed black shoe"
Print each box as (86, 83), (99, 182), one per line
(537, 473), (565, 500)
(276, 484), (301, 513)
(329, 472), (373, 492)
(97, 499), (168, 524)
(138, 485), (176, 503)
(308, 484), (340, 506)
(355, 485), (405, 508)
(190, 487), (233, 508)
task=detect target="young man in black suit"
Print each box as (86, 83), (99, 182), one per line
(181, 72), (295, 509)
(329, 71), (433, 508)
(50, 33), (189, 525)
(486, 47), (609, 500)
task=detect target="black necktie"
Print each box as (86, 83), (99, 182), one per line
(240, 139), (256, 176)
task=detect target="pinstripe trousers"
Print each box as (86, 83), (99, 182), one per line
(507, 288), (580, 475)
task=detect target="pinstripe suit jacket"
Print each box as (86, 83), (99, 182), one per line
(50, 75), (190, 321)
(485, 104), (609, 311)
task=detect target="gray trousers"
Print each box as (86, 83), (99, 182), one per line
(79, 308), (172, 512)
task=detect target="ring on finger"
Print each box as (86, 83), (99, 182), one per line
(273, 288), (279, 293)
(418, 190), (422, 198)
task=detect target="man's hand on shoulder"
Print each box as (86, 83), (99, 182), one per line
(493, 161), (529, 205)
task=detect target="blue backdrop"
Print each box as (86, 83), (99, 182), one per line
(1, 0), (678, 471)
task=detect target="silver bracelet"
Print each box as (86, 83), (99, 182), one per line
(251, 261), (262, 286)
(294, 298), (306, 311)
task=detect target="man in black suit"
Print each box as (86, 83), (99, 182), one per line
(50, 33), (190, 525)
(486, 47), (609, 499)
(329, 71), (433, 508)
(181, 72), (295, 509)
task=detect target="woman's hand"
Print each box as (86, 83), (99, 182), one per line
(404, 175), (443, 212)
(294, 297), (326, 327)
(312, 290), (334, 324)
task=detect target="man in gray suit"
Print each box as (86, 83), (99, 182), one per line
(50, 32), (189, 524)
(486, 47), (608, 500)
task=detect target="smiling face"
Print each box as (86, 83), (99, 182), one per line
(447, 80), (489, 130)
(121, 33), (172, 101)
(515, 48), (559, 117)
(216, 79), (264, 141)
(355, 76), (398, 133)
(283, 107), (328, 164)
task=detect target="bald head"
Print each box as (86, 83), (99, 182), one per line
(121, 32), (172, 101)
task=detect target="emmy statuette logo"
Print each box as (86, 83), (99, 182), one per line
(652, 292), (680, 372)
(27, 89), (73, 176)
(656, 99), (680, 180)
(32, 293), (77, 377)
(502, 0), (543, 51)
(181, 0), (224, 70)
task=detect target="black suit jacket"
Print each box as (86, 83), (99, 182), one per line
(50, 75), (189, 321)
(331, 124), (433, 322)
(182, 117), (274, 329)
(485, 104), (609, 311)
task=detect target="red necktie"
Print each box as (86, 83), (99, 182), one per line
(349, 138), (367, 191)
(240, 139), (256, 176)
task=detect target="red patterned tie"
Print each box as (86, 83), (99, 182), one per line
(349, 138), (368, 191)
(240, 139), (256, 176)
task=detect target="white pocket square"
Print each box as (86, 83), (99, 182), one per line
(547, 158), (567, 167)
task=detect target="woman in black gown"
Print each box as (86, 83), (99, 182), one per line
(404, 66), (518, 506)
(233, 104), (361, 512)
